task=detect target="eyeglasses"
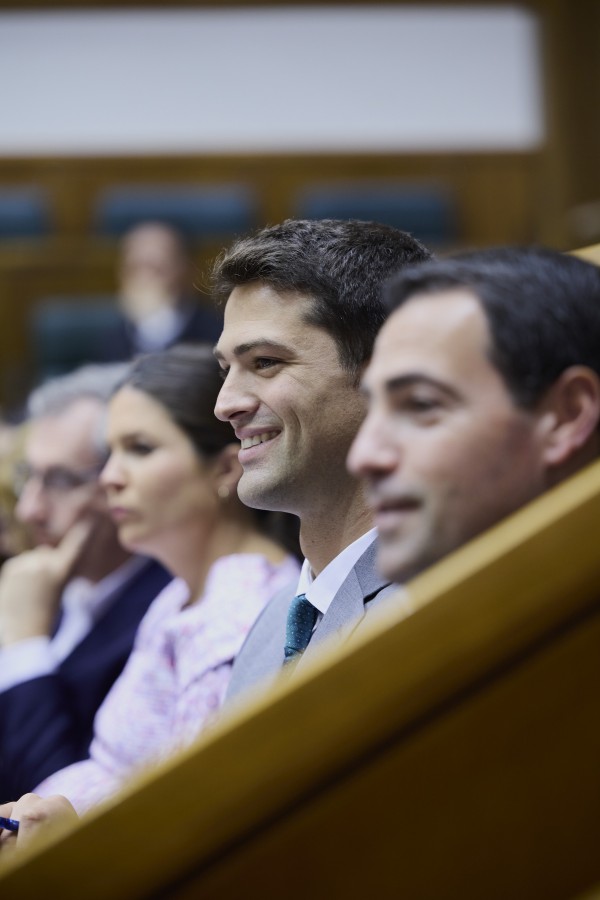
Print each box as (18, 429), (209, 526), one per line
(12, 462), (104, 496)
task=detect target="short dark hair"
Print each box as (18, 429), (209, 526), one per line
(212, 218), (432, 376)
(384, 246), (600, 408)
(118, 343), (235, 458)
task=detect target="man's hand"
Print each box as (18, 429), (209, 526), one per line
(0, 520), (94, 645)
(0, 794), (79, 856)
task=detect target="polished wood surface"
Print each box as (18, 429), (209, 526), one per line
(1, 458), (599, 898)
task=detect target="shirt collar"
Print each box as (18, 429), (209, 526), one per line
(297, 528), (377, 616)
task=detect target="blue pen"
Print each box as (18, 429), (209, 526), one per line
(0, 816), (19, 832)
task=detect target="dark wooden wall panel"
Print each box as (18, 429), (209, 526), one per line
(0, 150), (540, 408)
(0, 0), (597, 406)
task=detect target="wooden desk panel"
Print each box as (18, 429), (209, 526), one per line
(1, 459), (599, 898)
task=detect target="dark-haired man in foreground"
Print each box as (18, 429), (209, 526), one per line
(348, 247), (600, 585)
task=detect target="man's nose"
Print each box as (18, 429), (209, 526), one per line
(15, 479), (47, 524)
(347, 411), (400, 478)
(214, 372), (258, 423)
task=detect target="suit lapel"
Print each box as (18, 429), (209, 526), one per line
(248, 595), (290, 685)
(299, 540), (391, 668)
(226, 585), (293, 699)
(228, 541), (393, 697)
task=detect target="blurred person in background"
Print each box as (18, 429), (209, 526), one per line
(101, 221), (222, 360)
(0, 364), (172, 800)
(16, 343), (299, 815)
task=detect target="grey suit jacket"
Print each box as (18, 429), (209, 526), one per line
(226, 540), (396, 702)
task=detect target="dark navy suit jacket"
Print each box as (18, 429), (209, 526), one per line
(0, 557), (171, 801)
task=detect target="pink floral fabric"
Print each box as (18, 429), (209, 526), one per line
(36, 553), (299, 813)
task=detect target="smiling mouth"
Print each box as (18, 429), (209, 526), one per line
(240, 431), (279, 450)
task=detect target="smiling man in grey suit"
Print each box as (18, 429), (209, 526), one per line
(213, 219), (432, 698)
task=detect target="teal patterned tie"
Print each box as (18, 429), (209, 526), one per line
(284, 593), (318, 663)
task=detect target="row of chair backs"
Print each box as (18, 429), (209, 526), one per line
(12, 181), (458, 382)
(0, 182), (458, 245)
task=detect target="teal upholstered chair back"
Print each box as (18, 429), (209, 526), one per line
(296, 183), (458, 250)
(0, 187), (50, 238)
(30, 298), (122, 382)
(93, 184), (257, 239)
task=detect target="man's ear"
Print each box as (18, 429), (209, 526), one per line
(211, 443), (243, 499)
(538, 366), (600, 469)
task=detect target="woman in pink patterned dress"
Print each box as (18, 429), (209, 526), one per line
(31, 343), (300, 814)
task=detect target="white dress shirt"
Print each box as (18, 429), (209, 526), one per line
(296, 528), (411, 634)
(296, 528), (378, 622)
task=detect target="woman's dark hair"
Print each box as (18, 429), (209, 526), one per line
(118, 343), (301, 558)
(118, 343), (235, 458)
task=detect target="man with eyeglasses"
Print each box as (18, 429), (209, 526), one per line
(0, 364), (171, 802)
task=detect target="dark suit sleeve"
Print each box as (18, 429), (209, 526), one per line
(0, 674), (94, 802)
(0, 560), (172, 801)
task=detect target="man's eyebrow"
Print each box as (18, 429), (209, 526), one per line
(214, 339), (292, 361)
(359, 371), (463, 403)
(383, 372), (461, 401)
